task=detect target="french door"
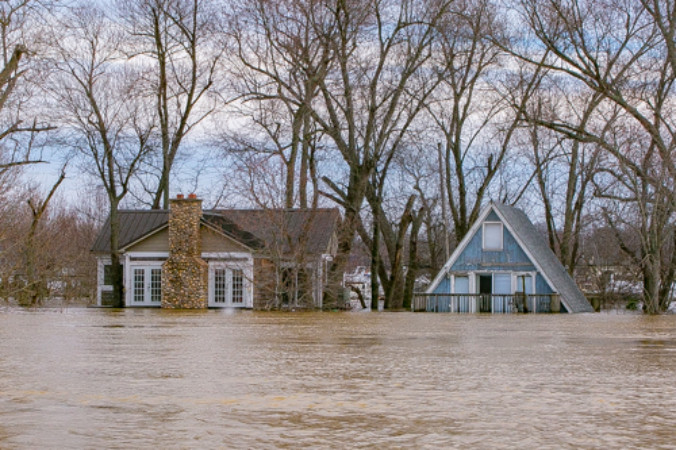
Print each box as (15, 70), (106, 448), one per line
(130, 266), (162, 306)
(209, 265), (245, 307)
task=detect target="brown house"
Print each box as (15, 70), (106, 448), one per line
(91, 195), (340, 309)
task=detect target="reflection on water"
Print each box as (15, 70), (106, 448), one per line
(1, 309), (675, 448)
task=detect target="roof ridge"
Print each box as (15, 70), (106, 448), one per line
(207, 207), (337, 212)
(116, 209), (169, 213)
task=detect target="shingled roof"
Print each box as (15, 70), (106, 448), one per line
(92, 208), (341, 256)
(492, 203), (593, 313)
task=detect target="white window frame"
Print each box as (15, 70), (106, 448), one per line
(482, 221), (503, 251)
(208, 259), (253, 308)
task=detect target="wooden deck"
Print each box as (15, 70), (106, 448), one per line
(412, 293), (561, 313)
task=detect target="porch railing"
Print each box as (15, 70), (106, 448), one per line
(411, 293), (561, 313)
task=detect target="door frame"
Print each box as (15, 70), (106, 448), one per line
(127, 264), (162, 307)
(208, 261), (250, 308)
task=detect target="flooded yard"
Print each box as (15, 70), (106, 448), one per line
(0, 308), (675, 448)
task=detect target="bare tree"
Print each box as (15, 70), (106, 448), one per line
(49, 5), (156, 307)
(0, 179), (100, 305)
(641, 0), (676, 75)
(512, 0), (676, 312)
(21, 167), (65, 305)
(225, 0), (328, 209)
(226, 0), (454, 307)
(423, 0), (547, 243)
(0, 1), (55, 174)
(312, 0), (453, 306)
(120, 0), (222, 209)
(525, 88), (605, 274)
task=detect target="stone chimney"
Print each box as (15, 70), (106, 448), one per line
(162, 194), (208, 308)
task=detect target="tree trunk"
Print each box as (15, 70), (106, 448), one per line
(403, 207), (424, 310)
(322, 168), (371, 308)
(370, 216), (380, 310)
(108, 200), (124, 308)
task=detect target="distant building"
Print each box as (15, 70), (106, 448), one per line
(343, 266), (384, 309)
(421, 203), (593, 313)
(91, 195), (340, 309)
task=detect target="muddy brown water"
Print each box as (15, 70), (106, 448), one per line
(0, 308), (675, 449)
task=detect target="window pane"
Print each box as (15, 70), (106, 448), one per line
(516, 275), (532, 294)
(483, 223), (503, 250)
(454, 276), (469, 294)
(232, 269), (243, 303)
(214, 269), (227, 303)
(494, 273), (511, 294)
(133, 269), (144, 303)
(151, 269), (162, 303)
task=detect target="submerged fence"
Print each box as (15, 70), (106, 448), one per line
(412, 293), (561, 313)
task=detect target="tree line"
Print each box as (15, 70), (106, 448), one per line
(0, 0), (674, 313)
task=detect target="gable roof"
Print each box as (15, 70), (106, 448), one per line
(426, 202), (593, 313)
(92, 208), (341, 257)
(92, 210), (168, 254)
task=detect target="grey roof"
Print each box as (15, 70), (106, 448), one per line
(210, 209), (340, 255)
(493, 203), (594, 313)
(92, 208), (340, 257)
(92, 210), (169, 253)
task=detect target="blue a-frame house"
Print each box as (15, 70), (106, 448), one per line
(424, 203), (593, 313)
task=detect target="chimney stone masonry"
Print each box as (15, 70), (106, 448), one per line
(161, 195), (208, 308)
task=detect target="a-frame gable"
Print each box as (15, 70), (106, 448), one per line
(426, 203), (556, 299)
(490, 206), (560, 300)
(426, 202), (591, 312)
(426, 203), (497, 293)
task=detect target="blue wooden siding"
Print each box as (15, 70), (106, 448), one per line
(486, 210), (500, 221)
(433, 276), (450, 295)
(429, 276), (451, 311)
(451, 220), (536, 272)
(536, 273), (554, 294)
(429, 215), (557, 303)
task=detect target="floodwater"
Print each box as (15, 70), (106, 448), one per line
(0, 309), (675, 449)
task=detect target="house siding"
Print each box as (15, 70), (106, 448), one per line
(536, 273), (554, 294)
(431, 276), (450, 295)
(486, 210), (500, 221)
(127, 228), (169, 252)
(451, 221), (536, 272)
(202, 226), (250, 253)
(253, 258), (277, 309)
(125, 225), (248, 254)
